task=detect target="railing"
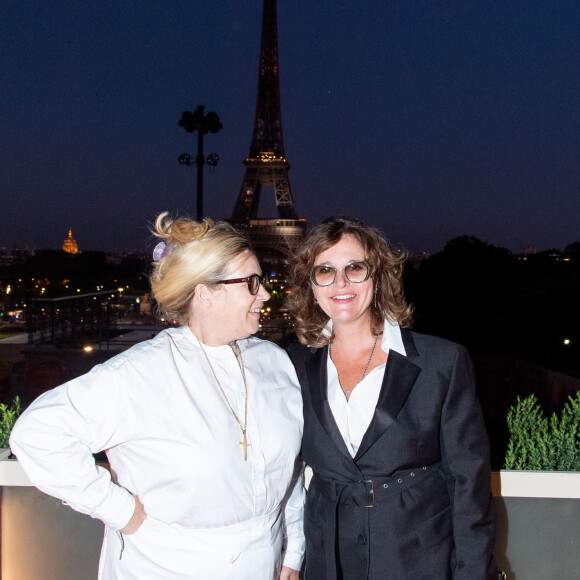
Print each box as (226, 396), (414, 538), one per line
(27, 290), (121, 347)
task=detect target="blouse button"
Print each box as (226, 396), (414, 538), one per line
(383, 483), (389, 489)
(358, 535), (366, 545)
(397, 478), (403, 484)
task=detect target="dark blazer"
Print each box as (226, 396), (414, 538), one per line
(288, 328), (497, 580)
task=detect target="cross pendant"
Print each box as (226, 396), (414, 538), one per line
(239, 432), (251, 460)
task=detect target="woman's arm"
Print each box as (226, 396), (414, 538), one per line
(9, 365), (136, 531)
(280, 459), (306, 573)
(440, 345), (497, 579)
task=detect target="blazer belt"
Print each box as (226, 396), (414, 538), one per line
(316, 462), (441, 508)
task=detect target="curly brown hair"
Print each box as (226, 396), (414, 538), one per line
(286, 217), (413, 346)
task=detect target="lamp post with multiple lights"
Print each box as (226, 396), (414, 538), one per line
(178, 105), (223, 221)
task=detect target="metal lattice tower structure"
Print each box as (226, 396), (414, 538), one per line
(230, 0), (305, 257)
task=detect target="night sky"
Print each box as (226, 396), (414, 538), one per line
(2, 1), (578, 254)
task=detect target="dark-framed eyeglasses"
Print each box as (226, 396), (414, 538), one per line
(310, 260), (371, 287)
(216, 274), (262, 295)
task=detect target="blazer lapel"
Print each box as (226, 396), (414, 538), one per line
(354, 332), (421, 461)
(305, 346), (353, 460)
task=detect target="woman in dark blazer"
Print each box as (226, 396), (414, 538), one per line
(286, 217), (498, 579)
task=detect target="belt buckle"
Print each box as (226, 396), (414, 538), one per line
(361, 479), (374, 508)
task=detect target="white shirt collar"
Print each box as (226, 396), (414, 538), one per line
(381, 318), (407, 357)
(321, 318), (407, 357)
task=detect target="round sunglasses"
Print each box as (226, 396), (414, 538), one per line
(310, 260), (371, 287)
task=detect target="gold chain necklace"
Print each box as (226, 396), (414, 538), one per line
(197, 338), (250, 460)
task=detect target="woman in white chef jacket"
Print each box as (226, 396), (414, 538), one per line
(10, 213), (304, 580)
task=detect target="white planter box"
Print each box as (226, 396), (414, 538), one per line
(0, 456), (31, 486)
(492, 469), (580, 499)
(491, 470), (580, 580)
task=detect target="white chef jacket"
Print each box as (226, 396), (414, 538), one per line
(10, 326), (305, 579)
(327, 319), (407, 457)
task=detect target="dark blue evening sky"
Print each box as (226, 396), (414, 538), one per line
(1, 1), (578, 253)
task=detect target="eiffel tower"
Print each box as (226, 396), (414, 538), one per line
(230, 0), (306, 259)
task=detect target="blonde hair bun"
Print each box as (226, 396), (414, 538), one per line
(153, 212), (215, 246)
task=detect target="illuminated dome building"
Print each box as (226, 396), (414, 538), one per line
(62, 229), (79, 254)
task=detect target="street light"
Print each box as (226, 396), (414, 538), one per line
(178, 105), (223, 221)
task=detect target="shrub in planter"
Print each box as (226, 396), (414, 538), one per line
(504, 391), (580, 471)
(0, 396), (21, 450)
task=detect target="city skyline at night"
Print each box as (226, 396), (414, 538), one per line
(1, 1), (578, 254)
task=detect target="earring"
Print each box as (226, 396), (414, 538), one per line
(373, 288), (378, 309)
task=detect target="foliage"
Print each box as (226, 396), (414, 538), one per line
(504, 392), (580, 470)
(410, 236), (580, 379)
(0, 396), (21, 449)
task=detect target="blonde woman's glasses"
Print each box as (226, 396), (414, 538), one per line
(217, 274), (262, 295)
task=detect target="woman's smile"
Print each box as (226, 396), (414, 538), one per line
(330, 293), (356, 301)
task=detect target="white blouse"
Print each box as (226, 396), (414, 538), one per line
(327, 320), (407, 457)
(10, 326), (305, 574)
